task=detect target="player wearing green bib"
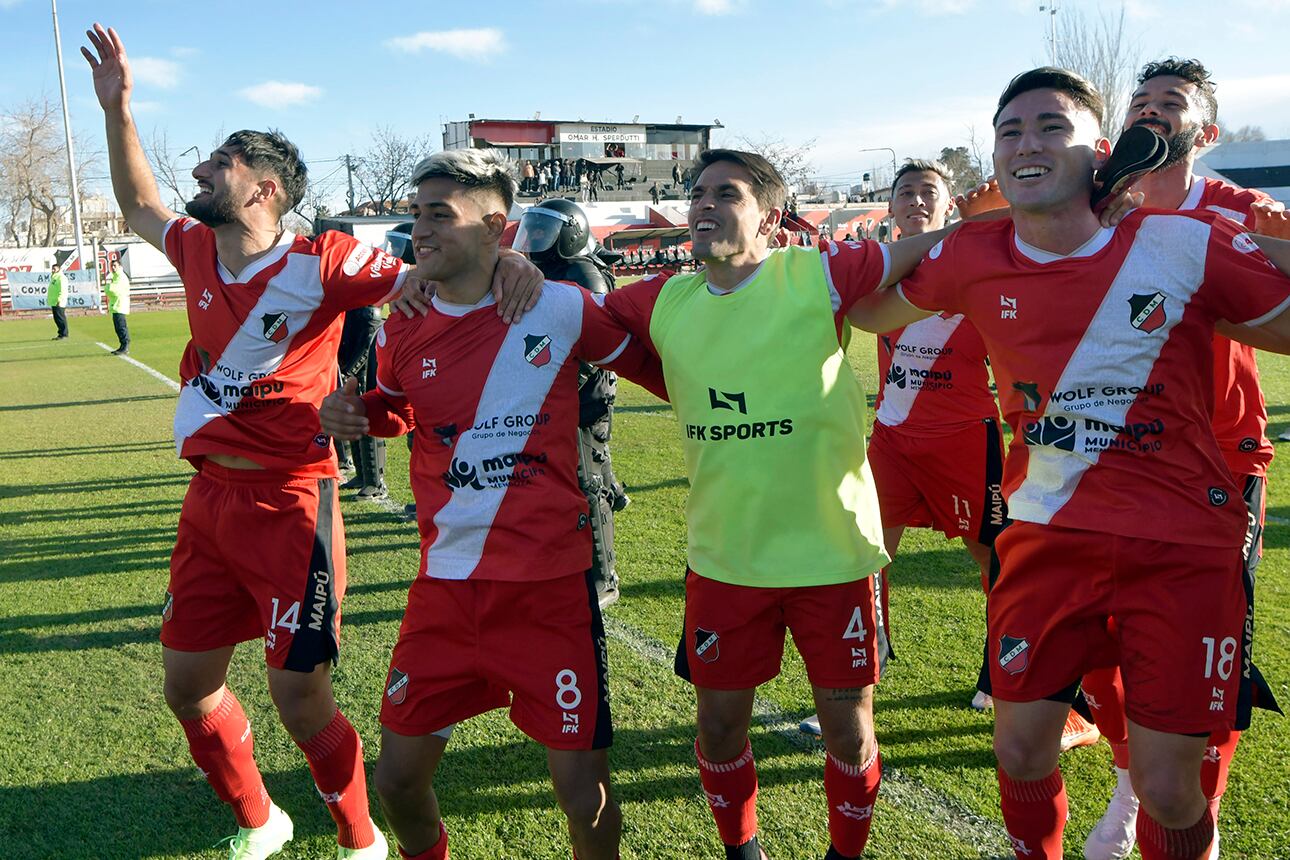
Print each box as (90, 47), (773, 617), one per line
(605, 149), (947, 860)
(48, 262), (69, 340)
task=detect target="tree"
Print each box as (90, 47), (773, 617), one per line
(1053, 4), (1142, 141)
(0, 96), (98, 247)
(734, 133), (817, 195)
(1217, 121), (1266, 143)
(354, 126), (434, 215)
(144, 127), (198, 212)
(938, 145), (987, 195)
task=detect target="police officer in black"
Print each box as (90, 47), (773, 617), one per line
(514, 198), (627, 608)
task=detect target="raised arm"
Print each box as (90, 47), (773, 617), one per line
(82, 24), (175, 251)
(846, 285), (935, 333)
(879, 226), (953, 289)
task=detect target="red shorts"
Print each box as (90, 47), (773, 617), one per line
(674, 570), (880, 690)
(381, 570), (611, 751)
(868, 418), (1006, 545)
(988, 522), (1247, 734)
(163, 463), (346, 671)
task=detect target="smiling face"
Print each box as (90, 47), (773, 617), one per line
(994, 88), (1109, 215)
(889, 169), (953, 236)
(687, 160), (778, 263)
(408, 177), (504, 283)
(1124, 74), (1216, 170)
(187, 146), (260, 227)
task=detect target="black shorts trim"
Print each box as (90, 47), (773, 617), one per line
(975, 418), (1008, 547)
(1236, 475), (1281, 728)
(582, 568), (614, 749)
(283, 478), (341, 672)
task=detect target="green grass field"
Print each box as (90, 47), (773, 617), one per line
(1, 307), (1287, 860)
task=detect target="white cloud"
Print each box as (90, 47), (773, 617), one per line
(238, 81), (323, 108)
(1122, 0), (1161, 19)
(695, 0), (734, 13)
(0, 0), (25, 9)
(131, 100), (163, 114)
(879, 0), (977, 13)
(131, 57), (182, 89)
(1216, 74), (1290, 114)
(169, 46), (199, 59)
(384, 28), (507, 62)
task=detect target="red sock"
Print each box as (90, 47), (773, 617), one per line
(695, 738), (758, 847)
(399, 820), (449, 859)
(1200, 728), (1240, 813)
(1081, 666), (1129, 769)
(295, 709), (375, 849)
(1137, 808), (1214, 860)
(997, 767), (1067, 859)
(178, 688), (271, 828)
(824, 746), (881, 857)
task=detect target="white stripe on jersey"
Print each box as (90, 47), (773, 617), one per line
(424, 282), (585, 580)
(174, 251), (327, 454)
(874, 314), (965, 429)
(1008, 214), (1210, 525)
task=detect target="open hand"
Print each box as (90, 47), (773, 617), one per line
(492, 249), (544, 323)
(81, 23), (132, 113)
(1252, 200), (1290, 240)
(954, 179), (1008, 220)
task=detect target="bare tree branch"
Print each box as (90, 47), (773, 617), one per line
(0, 95), (99, 247)
(1054, 4), (1142, 141)
(734, 133), (817, 195)
(354, 126), (434, 215)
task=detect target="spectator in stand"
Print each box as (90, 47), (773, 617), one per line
(580, 173), (591, 203)
(589, 173), (599, 203)
(105, 258), (130, 354)
(553, 160), (563, 192)
(522, 159), (535, 194)
(48, 262), (68, 340)
(615, 163), (626, 190)
(672, 161), (682, 190)
(538, 165), (550, 196)
(650, 182), (661, 205)
(682, 165), (692, 194)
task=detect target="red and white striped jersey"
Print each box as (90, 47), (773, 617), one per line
(369, 282), (662, 582)
(1180, 176), (1276, 478)
(899, 209), (1290, 548)
(873, 314), (998, 435)
(164, 218), (406, 475)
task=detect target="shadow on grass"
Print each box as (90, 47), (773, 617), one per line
(0, 394), (175, 413)
(0, 538), (171, 583)
(615, 403), (673, 414)
(0, 723), (828, 860)
(0, 472), (190, 501)
(622, 477), (689, 494)
(0, 497), (181, 527)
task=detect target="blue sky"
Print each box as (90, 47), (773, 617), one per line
(5, 0), (1290, 209)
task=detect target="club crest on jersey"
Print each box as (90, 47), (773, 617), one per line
(694, 627), (720, 663)
(386, 668), (409, 705)
(998, 635), (1030, 675)
(262, 312), (290, 343)
(524, 334), (552, 367)
(1128, 292), (1166, 333)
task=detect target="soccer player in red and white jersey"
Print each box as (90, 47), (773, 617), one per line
(1078, 57), (1285, 860)
(83, 25), (541, 859)
(847, 67), (1290, 860)
(319, 150), (664, 860)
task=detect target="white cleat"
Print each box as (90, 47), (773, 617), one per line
(1083, 773), (1139, 860)
(337, 823), (389, 859)
(799, 714), (822, 737)
(970, 691), (994, 712)
(224, 804), (293, 860)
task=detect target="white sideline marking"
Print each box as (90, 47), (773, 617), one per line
(105, 347), (1010, 854)
(601, 615), (1013, 857)
(96, 342), (180, 391)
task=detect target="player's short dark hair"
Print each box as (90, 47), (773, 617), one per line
(408, 149), (517, 214)
(221, 129), (308, 217)
(1138, 57), (1218, 126)
(693, 149), (787, 214)
(891, 158), (953, 195)
(993, 67), (1105, 129)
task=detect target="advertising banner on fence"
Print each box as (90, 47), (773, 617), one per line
(8, 270), (101, 309)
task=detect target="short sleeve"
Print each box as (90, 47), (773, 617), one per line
(373, 321), (404, 397)
(316, 231), (408, 312)
(1201, 216), (1290, 327)
(894, 234), (962, 316)
(602, 273), (669, 352)
(819, 239), (891, 318)
(576, 289), (633, 366)
(162, 216), (209, 280)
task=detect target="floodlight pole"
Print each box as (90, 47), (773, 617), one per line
(858, 147), (898, 197)
(51, 0), (89, 285)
